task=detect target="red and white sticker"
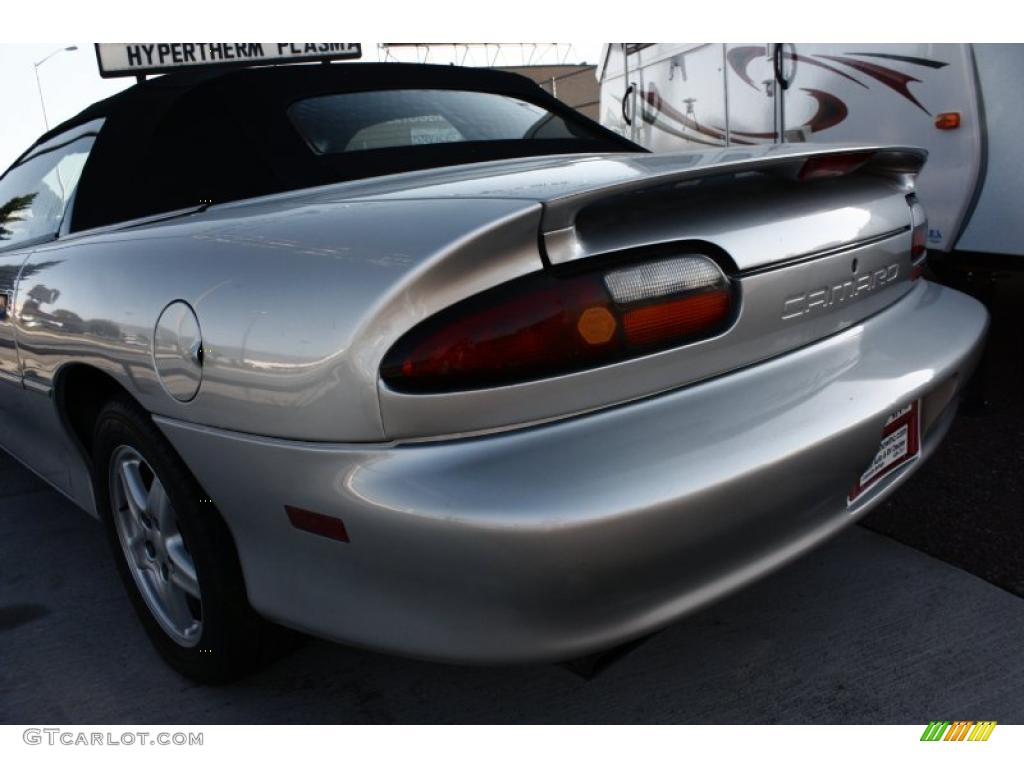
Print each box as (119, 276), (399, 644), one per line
(848, 401), (920, 505)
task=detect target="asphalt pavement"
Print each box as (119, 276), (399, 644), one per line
(2, 442), (1023, 724)
(863, 269), (1024, 596)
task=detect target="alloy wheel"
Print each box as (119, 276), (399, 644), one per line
(109, 445), (203, 646)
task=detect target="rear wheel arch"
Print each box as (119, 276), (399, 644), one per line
(52, 363), (136, 469)
(52, 363), (237, 544)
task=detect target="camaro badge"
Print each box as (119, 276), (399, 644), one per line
(781, 264), (900, 320)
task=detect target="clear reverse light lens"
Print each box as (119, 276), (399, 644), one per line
(604, 256), (726, 305)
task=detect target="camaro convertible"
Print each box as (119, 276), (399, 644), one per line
(0, 62), (987, 681)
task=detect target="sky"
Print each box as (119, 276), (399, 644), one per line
(1, 44), (128, 170)
(0, 43), (603, 172)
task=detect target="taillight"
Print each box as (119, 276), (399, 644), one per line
(381, 255), (735, 393)
(798, 151), (875, 181)
(912, 220), (927, 258)
(911, 211), (928, 280)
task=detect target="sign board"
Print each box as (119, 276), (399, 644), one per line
(94, 43), (362, 78)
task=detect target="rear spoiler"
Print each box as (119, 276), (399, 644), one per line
(542, 144), (927, 265)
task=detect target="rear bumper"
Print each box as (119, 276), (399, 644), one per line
(157, 281), (988, 663)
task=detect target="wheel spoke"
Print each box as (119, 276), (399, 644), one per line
(118, 459), (149, 520)
(166, 534), (201, 599)
(156, 572), (195, 630)
(126, 533), (147, 567)
(147, 477), (173, 533)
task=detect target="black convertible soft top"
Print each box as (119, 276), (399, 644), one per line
(31, 63), (638, 232)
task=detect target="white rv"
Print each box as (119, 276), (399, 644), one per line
(598, 44), (1023, 263)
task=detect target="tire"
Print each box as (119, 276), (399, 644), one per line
(93, 397), (275, 682)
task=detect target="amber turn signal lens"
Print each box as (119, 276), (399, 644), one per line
(934, 112), (961, 130)
(577, 306), (617, 345)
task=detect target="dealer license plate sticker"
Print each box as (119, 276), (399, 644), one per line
(848, 401), (920, 505)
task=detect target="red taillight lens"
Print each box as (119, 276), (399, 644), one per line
(912, 220), (927, 259)
(911, 213), (928, 280)
(622, 292), (731, 346)
(907, 192), (928, 280)
(381, 255), (734, 393)
(799, 151), (875, 181)
(389, 273), (611, 391)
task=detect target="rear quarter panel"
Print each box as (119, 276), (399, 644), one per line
(14, 195), (543, 446)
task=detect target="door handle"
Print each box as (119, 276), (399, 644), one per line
(773, 43), (794, 90)
(622, 83), (635, 126)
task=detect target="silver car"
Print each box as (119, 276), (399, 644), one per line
(0, 62), (987, 681)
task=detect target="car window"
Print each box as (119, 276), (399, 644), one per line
(0, 136), (94, 249)
(347, 114), (466, 151)
(288, 89), (600, 154)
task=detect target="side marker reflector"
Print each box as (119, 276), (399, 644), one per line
(934, 112), (961, 130)
(286, 505), (350, 542)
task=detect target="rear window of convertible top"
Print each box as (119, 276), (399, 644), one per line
(287, 89), (602, 154)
